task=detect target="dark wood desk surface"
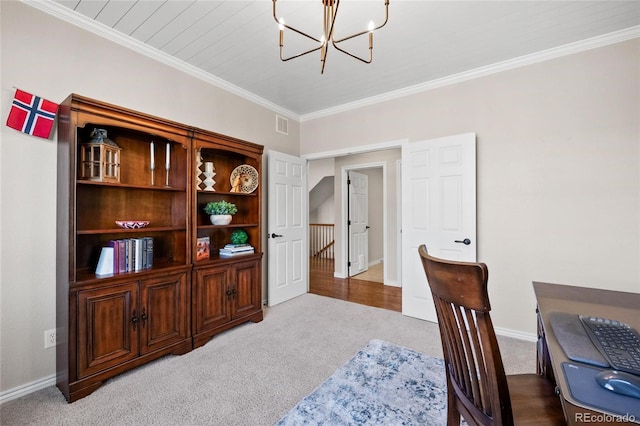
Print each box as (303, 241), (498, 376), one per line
(533, 281), (640, 425)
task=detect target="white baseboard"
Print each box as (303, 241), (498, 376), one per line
(0, 374), (56, 405)
(494, 326), (537, 342)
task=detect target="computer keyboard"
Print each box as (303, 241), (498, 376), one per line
(580, 315), (640, 376)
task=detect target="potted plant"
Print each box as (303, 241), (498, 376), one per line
(204, 200), (237, 225)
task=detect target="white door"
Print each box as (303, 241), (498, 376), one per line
(348, 171), (369, 277)
(267, 150), (308, 306)
(401, 133), (476, 322)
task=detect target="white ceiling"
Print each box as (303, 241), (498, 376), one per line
(32, 1), (640, 119)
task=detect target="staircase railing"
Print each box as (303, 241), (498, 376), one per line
(310, 223), (334, 259)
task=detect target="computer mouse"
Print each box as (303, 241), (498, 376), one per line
(595, 370), (640, 399)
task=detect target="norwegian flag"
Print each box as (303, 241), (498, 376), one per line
(6, 89), (59, 139)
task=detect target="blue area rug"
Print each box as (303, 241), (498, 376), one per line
(276, 339), (448, 425)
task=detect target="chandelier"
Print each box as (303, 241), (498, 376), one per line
(273, 0), (390, 74)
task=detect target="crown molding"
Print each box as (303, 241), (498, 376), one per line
(21, 1), (639, 124)
(22, 0), (301, 121)
(299, 25), (640, 122)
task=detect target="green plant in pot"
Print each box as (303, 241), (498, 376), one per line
(204, 200), (237, 225)
(230, 229), (248, 245)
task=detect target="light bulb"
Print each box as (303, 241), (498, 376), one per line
(279, 18), (285, 31)
(368, 21), (374, 32)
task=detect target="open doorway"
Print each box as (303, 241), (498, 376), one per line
(307, 147), (402, 311)
(308, 149), (401, 287)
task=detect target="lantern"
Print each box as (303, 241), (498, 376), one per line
(80, 128), (121, 183)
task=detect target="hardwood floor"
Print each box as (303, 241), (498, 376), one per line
(309, 257), (401, 312)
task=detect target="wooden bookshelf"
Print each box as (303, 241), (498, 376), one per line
(56, 94), (264, 402)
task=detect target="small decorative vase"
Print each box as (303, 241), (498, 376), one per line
(210, 214), (232, 225)
(203, 162), (216, 192)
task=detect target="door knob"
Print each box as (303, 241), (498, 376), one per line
(455, 238), (471, 245)
(269, 233), (283, 238)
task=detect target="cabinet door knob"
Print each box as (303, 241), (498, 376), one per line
(131, 310), (138, 331)
(140, 307), (147, 326)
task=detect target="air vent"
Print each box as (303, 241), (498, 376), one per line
(276, 114), (288, 135)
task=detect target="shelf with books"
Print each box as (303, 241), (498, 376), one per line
(75, 230), (187, 280)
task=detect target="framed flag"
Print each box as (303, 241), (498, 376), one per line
(6, 89), (59, 139)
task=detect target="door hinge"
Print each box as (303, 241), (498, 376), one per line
(348, 261), (351, 267)
(348, 220), (351, 226)
(347, 179), (351, 185)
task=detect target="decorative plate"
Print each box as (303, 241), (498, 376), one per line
(116, 220), (150, 229)
(229, 164), (259, 193)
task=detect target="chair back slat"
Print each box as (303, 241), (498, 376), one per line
(419, 245), (513, 426)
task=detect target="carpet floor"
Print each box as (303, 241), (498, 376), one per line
(0, 293), (536, 425)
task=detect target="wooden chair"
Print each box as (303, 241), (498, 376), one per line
(418, 245), (565, 426)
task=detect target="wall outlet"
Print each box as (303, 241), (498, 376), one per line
(44, 329), (56, 349)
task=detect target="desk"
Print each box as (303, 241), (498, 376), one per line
(534, 282), (640, 426)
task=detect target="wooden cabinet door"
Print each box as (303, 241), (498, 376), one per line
(77, 282), (139, 378)
(139, 273), (189, 355)
(230, 258), (261, 319)
(194, 266), (231, 333)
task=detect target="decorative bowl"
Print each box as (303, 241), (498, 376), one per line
(116, 220), (150, 229)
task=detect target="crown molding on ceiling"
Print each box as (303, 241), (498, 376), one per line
(299, 25), (640, 122)
(23, 1), (639, 125)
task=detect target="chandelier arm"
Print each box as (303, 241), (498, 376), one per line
(331, 41), (372, 64)
(281, 45), (323, 62)
(273, 0), (322, 43)
(333, 1), (389, 44)
(281, 23), (322, 43)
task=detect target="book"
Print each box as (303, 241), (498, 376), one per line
(133, 238), (143, 271)
(108, 240), (119, 273)
(144, 237), (153, 269)
(126, 239), (133, 272)
(220, 245), (254, 253)
(219, 248), (254, 257)
(117, 240), (126, 273)
(197, 237), (210, 261)
(224, 243), (251, 249)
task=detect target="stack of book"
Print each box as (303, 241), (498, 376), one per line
(107, 237), (154, 273)
(219, 243), (254, 257)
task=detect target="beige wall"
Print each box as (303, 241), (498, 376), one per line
(301, 39), (640, 336)
(2, 0), (639, 400)
(0, 2), (299, 394)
